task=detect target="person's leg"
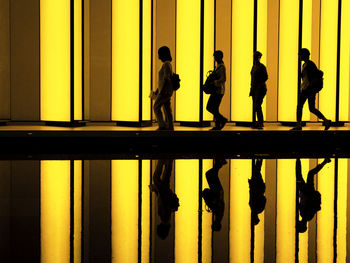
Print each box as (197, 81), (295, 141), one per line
(292, 92), (308, 130)
(307, 94), (331, 130)
(154, 96), (166, 129)
(163, 98), (174, 130)
(252, 95), (257, 124)
(207, 94), (223, 128)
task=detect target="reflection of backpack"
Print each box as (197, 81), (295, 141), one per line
(312, 69), (324, 93)
(171, 73), (180, 91)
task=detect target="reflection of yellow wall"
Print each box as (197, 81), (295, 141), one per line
(141, 160), (151, 263)
(299, 159), (309, 263)
(337, 159), (347, 262)
(74, 161), (82, 263)
(41, 161), (70, 263)
(112, 160), (139, 263)
(278, 0), (300, 122)
(229, 160), (251, 262)
(276, 159), (296, 262)
(40, 0), (71, 122)
(175, 160), (199, 263)
(254, 161), (265, 263)
(231, 0), (254, 122)
(175, 0), (201, 121)
(319, 0), (338, 120)
(317, 159), (334, 263)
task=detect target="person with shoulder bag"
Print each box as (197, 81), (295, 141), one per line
(205, 50), (228, 130)
(291, 48), (331, 130)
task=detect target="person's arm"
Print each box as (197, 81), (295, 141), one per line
(213, 65), (226, 87)
(159, 63), (172, 95)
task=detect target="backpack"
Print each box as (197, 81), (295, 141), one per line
(311, 69), (324, 93)
(171, 73), (180, 91)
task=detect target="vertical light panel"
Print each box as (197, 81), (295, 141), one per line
(40, 0), (71, 122)
(112, 0), (139, 121)
(339, 0), (350, 121)
(176, 0), (201, 121)
(175, 160), (199, 263)
(142, 0), (152, 121)
(229, 160), (251, 262)
(231, 0), (254, 122)
(257, 0), (268, 119)
(254, 161), (265, 263)
(141, 160), (151, 263)
(278, 0), (300, 122)
(202, 159), (213, 263)
(74, 0), (82, 120)
(112, 160), (139, 263)
(203, 0), (215, 121)
(41, 161), (70, 263)
(301, 0), (312, 121)
(317, 159), (334, 263)
(276, 160), (296, 262)
(319, 0), (338, 120)
(336, 159), (347, 262)
(299, 159), (309, 263)
(74, 161), (82, 263)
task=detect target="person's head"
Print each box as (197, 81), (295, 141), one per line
(214, 50), (224, 63)
(158, 46), (172, 62)
(253, 51), (262, 63)
(157, 223), (171, 240)
(299, 48), (310, 62)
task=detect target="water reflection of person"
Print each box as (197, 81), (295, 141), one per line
(149, 159), (179, 240)
(296, 158), (331, 233)
(249, 158), (266, 225)
(201, 158), (227, 231)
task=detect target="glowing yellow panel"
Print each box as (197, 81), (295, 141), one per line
(112, 0), (140, 121)
(231, 0), (254, 121)
(74, 161), (82, 263)
(142, 0), (152, 121)
(112, 160), (139, 263)
(299, 159), (309, 263)
(278, 0), (300, 121)
(301, 0), (312, 121)
(203, 0), (215, 121)
(336, 159), (347, 262)
(319, 0), (338, 120)
(339, 1), (350, 121)
(229, 160), (251, 262)
(202, 159), (213, 263)
(176, 0), (201, 121)
(74, 0), (82, 120)
(276, 160), (296, 262)
(40, 0), (71, 122)
(141, 160), (150, 263)
(175, 160), (199, 263)
(41, 161), (70, 263)
(254, 161), (265, 263)
(257, 0), (267, 119)
(317, 159), (334, 263)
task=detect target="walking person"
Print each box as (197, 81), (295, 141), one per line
(206, 50), (228, 130)
(292, 48), (331, 130)
(250, 51), (268, 129)
(153, 46), (174, 130)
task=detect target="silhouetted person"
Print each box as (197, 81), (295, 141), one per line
(206, 50), (228, 130)
(250, 51), (268, 129)
(292, 48), (331, 130)
(201, 158), (227, 231)
(296, 158), (331, 233)
(249, 158), (266, 225)
(149, 159), (179, 239)
(154, 46), (174, 130)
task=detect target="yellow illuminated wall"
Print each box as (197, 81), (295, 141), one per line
(112, 160), (139, 263)
(276, 159), (296, 262)
(203, 0), (215, 121)
(41, 161), (70, 263)
(202, 160), (213, 263)
(40, 0), (82, 122)
(175, 0), (201, 121)
(231, 0), (254, 122)
(337, 159), (347, 262)
(278, 0), (300, 122)
(141, 160), (151, 263)
(229, 160), (251, 262)
(319, 0), (338, 120)
(112, 0), (152, 122)
(339, 1), (350, 121)
(175, 160), (199, 263)
(254, 161), (265, 263)
(74, 161), (82, 263)
(317, 159), (334, 263)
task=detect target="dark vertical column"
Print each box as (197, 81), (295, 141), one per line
(84, 0), (90, 120)
(0, 161), (11, 262)
(89, 160), (111, 262)
(10, 161), (40, 262)
(10, 0), (40, 121)
(83, 160), (90, 263)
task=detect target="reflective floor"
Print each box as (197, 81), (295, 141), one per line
(1, 157), (350, 262)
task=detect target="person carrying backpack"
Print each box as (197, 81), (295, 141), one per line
(291, 48), (331, 130)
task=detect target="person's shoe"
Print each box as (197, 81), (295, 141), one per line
(214, 158), (227, 168)
(324, 119), (331, 130)
(291, 126), (302, 131)
(252, 122), (263, 129)
(210, 126), (220, 131)
(218, 118), (228, 130)
(324, 157), (331, 163)
(156, 127), (167, 131)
